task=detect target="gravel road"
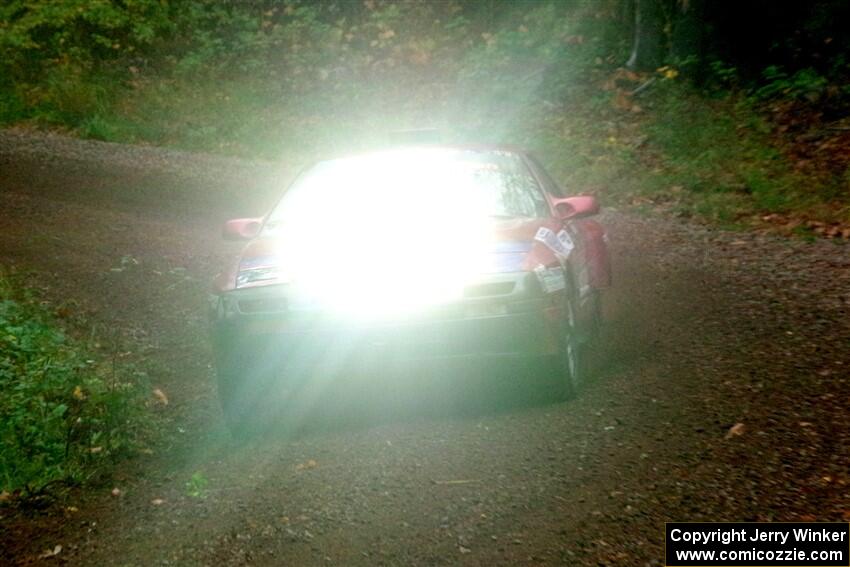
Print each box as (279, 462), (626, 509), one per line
(0, 129), (848, 566)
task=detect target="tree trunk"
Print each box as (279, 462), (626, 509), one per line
(670, 0), (705, 78)
(626, 0), (665, 71)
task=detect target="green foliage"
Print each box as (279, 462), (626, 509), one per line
(0, 0), (175, 126)
(0, 276), (151, 495)
(755, 66), (829, 101)
(185, 471), (208, 499)
(0, 0), (174, 73)
(706, 59), (739, 91)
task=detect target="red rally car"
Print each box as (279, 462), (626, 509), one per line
(210, 146), (611, 432)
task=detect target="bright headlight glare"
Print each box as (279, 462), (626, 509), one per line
(263, 151), (499, 318)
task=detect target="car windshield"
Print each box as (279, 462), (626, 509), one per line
(267, 148), (548, 226)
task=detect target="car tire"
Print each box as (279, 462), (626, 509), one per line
(555, 295), (584, 400)
(216, 365), (252, 438)
(214, 349), (270, 439)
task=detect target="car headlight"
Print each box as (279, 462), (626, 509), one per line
(235, 255), (291, 289)
(236, 266), (281, 288)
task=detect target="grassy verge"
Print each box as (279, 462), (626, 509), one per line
(0, 273), (153, 498)
(564, 82), (829, 227)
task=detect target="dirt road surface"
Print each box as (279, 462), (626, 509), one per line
(1, 130), (848, 566)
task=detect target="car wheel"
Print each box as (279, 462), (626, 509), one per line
(215, 350), (270, 438)
(216, 365), (252, 438)
(556, 296), (584, 400)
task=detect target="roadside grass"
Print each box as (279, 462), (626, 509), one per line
(0, 273), (154, 498)
(618, 85), (822, 226)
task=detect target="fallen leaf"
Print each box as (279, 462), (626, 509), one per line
(39, 545), (62, 559)
(295, 459), (318, 471)
(55, 306), (72, 319)
(725, 423), (745, 438)
(152, 388), (169, 405)
(73, 385), (86, 400)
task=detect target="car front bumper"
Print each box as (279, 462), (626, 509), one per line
(210, 273), (565, 376)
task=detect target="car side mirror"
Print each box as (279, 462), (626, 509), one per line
(552, 196), (599, 221)
(222, 218), (263, 241)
